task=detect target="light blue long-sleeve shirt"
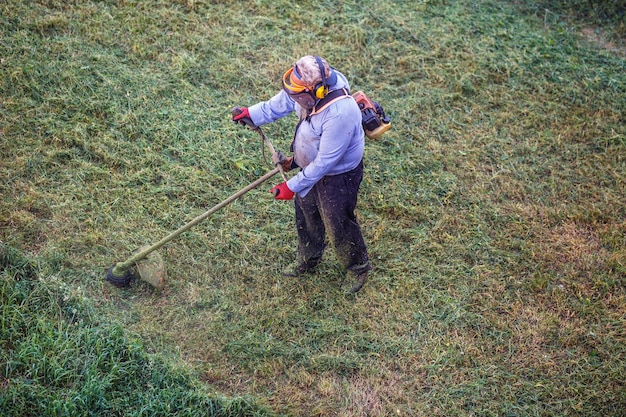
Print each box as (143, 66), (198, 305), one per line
(248, 71), (365, 197)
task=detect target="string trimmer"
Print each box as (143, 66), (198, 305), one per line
(106, 111), (286, 289)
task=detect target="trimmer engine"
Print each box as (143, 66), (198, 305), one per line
(353, 91), (391, 139)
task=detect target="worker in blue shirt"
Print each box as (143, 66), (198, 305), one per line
(233, 55), (370, 293)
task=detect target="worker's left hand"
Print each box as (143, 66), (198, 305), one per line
(271, 151), (294, 172)
(270, 182), (294, 200)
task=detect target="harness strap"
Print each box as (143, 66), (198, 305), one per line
(307, 88), (351, 119)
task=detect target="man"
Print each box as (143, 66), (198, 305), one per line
(233, 55), (370, 293)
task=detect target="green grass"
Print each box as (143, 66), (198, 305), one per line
(1, 0), (625, 416)
(0, 244), (273, 416)
(520, 0), (625, 42)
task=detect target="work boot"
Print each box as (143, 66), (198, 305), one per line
(341, 270), (368, 294)
(283, 261), (317, 277)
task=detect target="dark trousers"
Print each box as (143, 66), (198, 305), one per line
(293, 161), (371, 275)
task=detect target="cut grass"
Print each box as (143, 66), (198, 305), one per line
(1, 0), (625, 415)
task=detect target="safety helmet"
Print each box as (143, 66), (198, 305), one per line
(282, 55), (337, 99)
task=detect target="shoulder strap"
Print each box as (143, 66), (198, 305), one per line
(308, 88), (351, 118)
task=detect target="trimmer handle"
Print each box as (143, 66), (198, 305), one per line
(231, 106), (288, 182)
(231, 106), (257, 129)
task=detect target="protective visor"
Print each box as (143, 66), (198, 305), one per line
(282, 66), (312, 95)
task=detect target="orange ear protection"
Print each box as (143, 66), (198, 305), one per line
(282, 56), (338, 99)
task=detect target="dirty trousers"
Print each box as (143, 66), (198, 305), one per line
(293, 161), (371, 275)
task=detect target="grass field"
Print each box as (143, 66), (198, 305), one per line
(1, 0), (625, 416)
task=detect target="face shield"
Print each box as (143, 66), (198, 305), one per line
(282, 66), (317, 110)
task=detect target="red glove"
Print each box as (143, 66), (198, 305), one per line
(270, 182), (295, 200)
(231, 106), (253, 126)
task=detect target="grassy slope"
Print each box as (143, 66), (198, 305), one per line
(1, 0), (625, 416)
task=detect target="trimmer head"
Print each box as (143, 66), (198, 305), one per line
(106, 247), (167, 290)
(106, 265), (133, 287)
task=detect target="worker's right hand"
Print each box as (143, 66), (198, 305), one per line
(231, 106), (253, 126)
(270, 182), (295, 200)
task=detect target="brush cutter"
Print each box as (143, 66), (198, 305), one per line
(106, 166), (281, 289)
(107, 114), (286, 289)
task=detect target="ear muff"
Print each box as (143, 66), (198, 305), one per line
(312, 56), (336, 99)
(314, 86), (326, 99)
